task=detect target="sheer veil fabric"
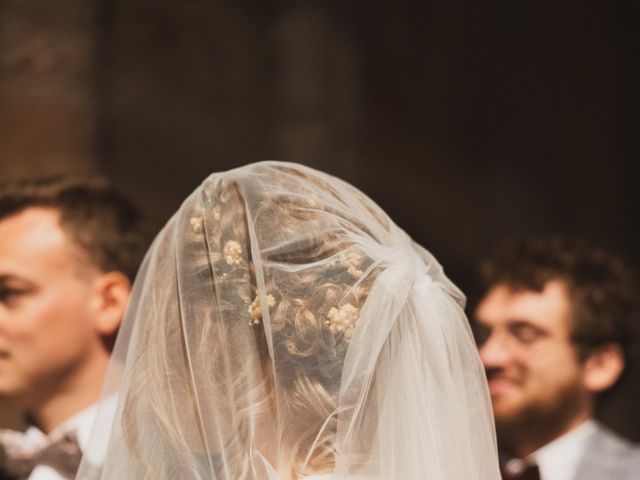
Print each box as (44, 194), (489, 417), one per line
(76, 162), (500, 479)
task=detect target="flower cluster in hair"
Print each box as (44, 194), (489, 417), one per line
(249, 294), (276, 325)
(326, 304), (359, 338)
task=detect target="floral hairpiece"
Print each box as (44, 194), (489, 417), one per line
(190, 216), (204, 233)
(248, 294), (276, 325)
(326, 303), (359, 339)
(223, 240), (243, 266)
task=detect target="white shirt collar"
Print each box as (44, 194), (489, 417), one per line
(531, 419), (598, 480)
(51, 402), (99, 452)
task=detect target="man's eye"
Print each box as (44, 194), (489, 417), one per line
(472, 323), (491, 346)
(0, 288), (23, 304)
(509, 324), (544, 345)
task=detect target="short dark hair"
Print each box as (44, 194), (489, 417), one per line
(0, 175), (149, 282)
(480, 237), (639, 359)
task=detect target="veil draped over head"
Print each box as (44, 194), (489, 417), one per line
(77, 162), (500, 480)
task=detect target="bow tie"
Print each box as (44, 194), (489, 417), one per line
(0, 428), (82, 479)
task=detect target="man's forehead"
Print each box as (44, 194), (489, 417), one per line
(0, 207), (78, 276)
(476, 281), (572, 329)
(0, 207), (69, 248)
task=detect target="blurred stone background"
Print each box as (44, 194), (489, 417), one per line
(1, 0), (638, 437)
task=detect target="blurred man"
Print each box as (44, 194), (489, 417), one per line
(0, 177), (148, 480)
(473, 237), (640, 480)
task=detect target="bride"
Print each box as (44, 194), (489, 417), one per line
(76, 162), (500, 479)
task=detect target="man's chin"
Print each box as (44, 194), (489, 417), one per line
(491, 397), (528, 426)
(0, 382), (27, 403)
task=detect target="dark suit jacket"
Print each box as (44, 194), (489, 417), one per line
(573, 424), (640, 480)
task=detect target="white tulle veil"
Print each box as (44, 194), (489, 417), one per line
(76, 161), (500, 479)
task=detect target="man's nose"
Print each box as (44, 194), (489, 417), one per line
(478, 332), (513, 369)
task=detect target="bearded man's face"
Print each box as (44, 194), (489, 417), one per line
(473, 281), (591, 439)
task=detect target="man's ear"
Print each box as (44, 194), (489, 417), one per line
(582, 343), (625, 393)
(93, 271), (131, 336)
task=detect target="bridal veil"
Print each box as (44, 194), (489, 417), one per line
(77, 162), (499, 479)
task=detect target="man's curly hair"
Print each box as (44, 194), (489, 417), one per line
(480, 237), (639, 360)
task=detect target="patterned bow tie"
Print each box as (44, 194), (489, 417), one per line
(0, 428), (82, 479)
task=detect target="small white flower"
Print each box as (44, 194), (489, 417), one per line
(248, 294), (276, 325)
(190, 216), (203, 233)
(223, 240), (243, 265)
(326, 303), (359, 338)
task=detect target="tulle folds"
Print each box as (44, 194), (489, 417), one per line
(76, 161), (500, 480)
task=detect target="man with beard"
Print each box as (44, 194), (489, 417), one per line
(473, 237), (640, 480)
